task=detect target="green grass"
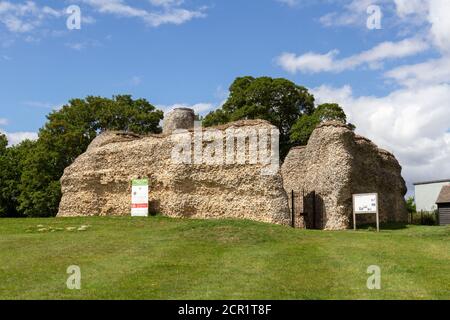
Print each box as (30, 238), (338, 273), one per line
(0, 216), (449, 300)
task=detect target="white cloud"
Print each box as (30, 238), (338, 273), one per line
(385, 57), (450, 87)
(297, 0), (450, 194)
(81, 0), (150, 17)
(318, 0), (446, 45)
(428, 0), (450, 53)
(65, 39), (101, 51)
(82, 15), (96, 25)
(394, 0), (428, 18)
(23, 100), (63, 110)
(378, 1), (450, 88)
(312, 84), (450, 189)
(319, 0), (450, 54)
(0, 1), (62, 33)
(319, 0), (389, 27)
(0, 118), (8, 125)
(0, 0), (205, 37)
(394, 0), (450, 52)
(276, 0), (299, 7)
(7, 131), (38, 145)
(277, 38), (429, 74)
(0, 130), (38, 145)
(149, 0), (184, 8)
(277, 50), (338, 74)
(81, 0), (206, 27)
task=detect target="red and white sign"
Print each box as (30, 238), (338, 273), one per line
(131, 179), (149, 217)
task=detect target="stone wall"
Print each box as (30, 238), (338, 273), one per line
(281, 121), (408, 230)
(58, 120), (291, 226)
(58, 117), (408, 230)
(163, 108), (196, 135)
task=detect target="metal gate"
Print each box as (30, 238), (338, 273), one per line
(288, 190), (324, 229)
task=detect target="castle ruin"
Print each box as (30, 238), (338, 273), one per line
(57, 108), (408, 230)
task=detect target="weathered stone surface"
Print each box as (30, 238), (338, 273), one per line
(59, 116), (407, 230)
(58, 120), (291, 226)
(281, 121), (408, 230)
(163, 108), (196, 135)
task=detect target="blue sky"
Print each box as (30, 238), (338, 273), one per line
(0, 0), (449, 192)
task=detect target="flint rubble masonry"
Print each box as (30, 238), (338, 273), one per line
(58, 117), (290, 225)
(58, 109), (407, 230)
(281, 121), (408, 230)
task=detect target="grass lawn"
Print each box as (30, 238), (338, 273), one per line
(0, 216), (449, 300)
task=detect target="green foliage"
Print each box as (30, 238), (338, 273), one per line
(422, 211), (438, 226)
(14, 95), (163, 217)
(411, 210), (439, 226)
(406, 199), (438, 226)
(0, 138), (36, 217)
(203, 77), (352, 157)
(0, 133), (7, 152)
(289, 113), (319, 146)
(290, 103), (347, 145)
(0, 134), (11, 217)
(203, 76), (315, 157)
(406, 196), (417, 214)
(17, 141), (62, 217)
(38, 95), (164, 170)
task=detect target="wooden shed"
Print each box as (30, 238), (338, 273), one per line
(436, 185), (450, 226)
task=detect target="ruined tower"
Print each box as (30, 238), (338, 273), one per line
(163, 108), (195, 134)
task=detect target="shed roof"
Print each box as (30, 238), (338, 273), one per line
(414, 178), (450, 186)
(436, 185), (450, 204)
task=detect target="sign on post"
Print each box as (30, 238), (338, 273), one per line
(131, 179), (149, 217)
(353, 193), (379, 232)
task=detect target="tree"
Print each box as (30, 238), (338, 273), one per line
(290, 103), (348, 145)
(0, 133), (7, 152)
(17, 95), (164, 217)
(203, 76), (315, 157)
(203, 77), (354, 157)
(0, 137), (36, 217)
(17, 141), (63, 217)
(406, 196), (416, 214)
(0, 134), (10, 217)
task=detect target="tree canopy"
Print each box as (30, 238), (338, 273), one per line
(406, 197), (416, 214)
(1, 95), (163, 217)
(0, 137), (36, 217)
(203, 76), (351, 157)
(0, 133), (7, 152)
(290, 103), (348, 145)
